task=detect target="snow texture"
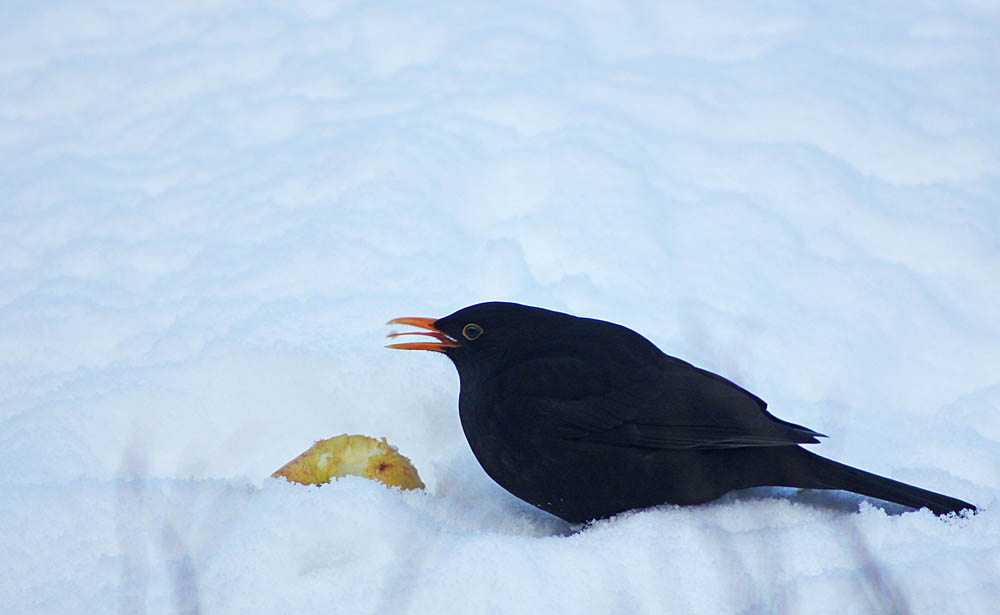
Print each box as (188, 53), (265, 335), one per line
(2, 1), (999, 613)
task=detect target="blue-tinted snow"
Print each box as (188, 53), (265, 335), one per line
(1, 1), (998, 613)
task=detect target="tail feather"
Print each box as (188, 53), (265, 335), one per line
(794, 449), (975, 516)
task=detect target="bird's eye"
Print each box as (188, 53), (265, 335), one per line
(462, 323), (483, 340)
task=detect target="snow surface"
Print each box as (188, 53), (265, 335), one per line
(2, 1), (999, 613)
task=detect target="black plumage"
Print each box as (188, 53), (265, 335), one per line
(388, 301), (975, 523)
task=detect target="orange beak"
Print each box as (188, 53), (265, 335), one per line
(386, 317), (459, 352)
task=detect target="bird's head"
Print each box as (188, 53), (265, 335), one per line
(386, 302), (577, 376)
(387, 301), (664, 387)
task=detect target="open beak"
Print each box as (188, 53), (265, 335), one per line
(386, 317), (459, 352)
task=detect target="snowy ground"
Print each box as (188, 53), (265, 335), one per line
(2, 1), (999, 613)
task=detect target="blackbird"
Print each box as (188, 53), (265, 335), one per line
(387, 301), (975, 523)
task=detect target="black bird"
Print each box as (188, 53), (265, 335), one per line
(387, 302), (975, 523)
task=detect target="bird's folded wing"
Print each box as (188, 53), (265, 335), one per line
(500, 356), (823, 451)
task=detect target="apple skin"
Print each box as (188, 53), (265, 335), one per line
(272, 434), (425, 490)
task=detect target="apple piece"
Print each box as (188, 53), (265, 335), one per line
(272, 434), (425, 490)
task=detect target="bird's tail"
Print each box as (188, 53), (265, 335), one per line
(792, 448), (975, 516)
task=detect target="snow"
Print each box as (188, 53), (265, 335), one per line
(2, 1), (999, 612)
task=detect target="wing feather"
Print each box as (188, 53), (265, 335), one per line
(495, 353), (824, 451)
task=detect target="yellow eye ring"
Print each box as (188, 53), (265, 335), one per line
(462, 323), (483, 340)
